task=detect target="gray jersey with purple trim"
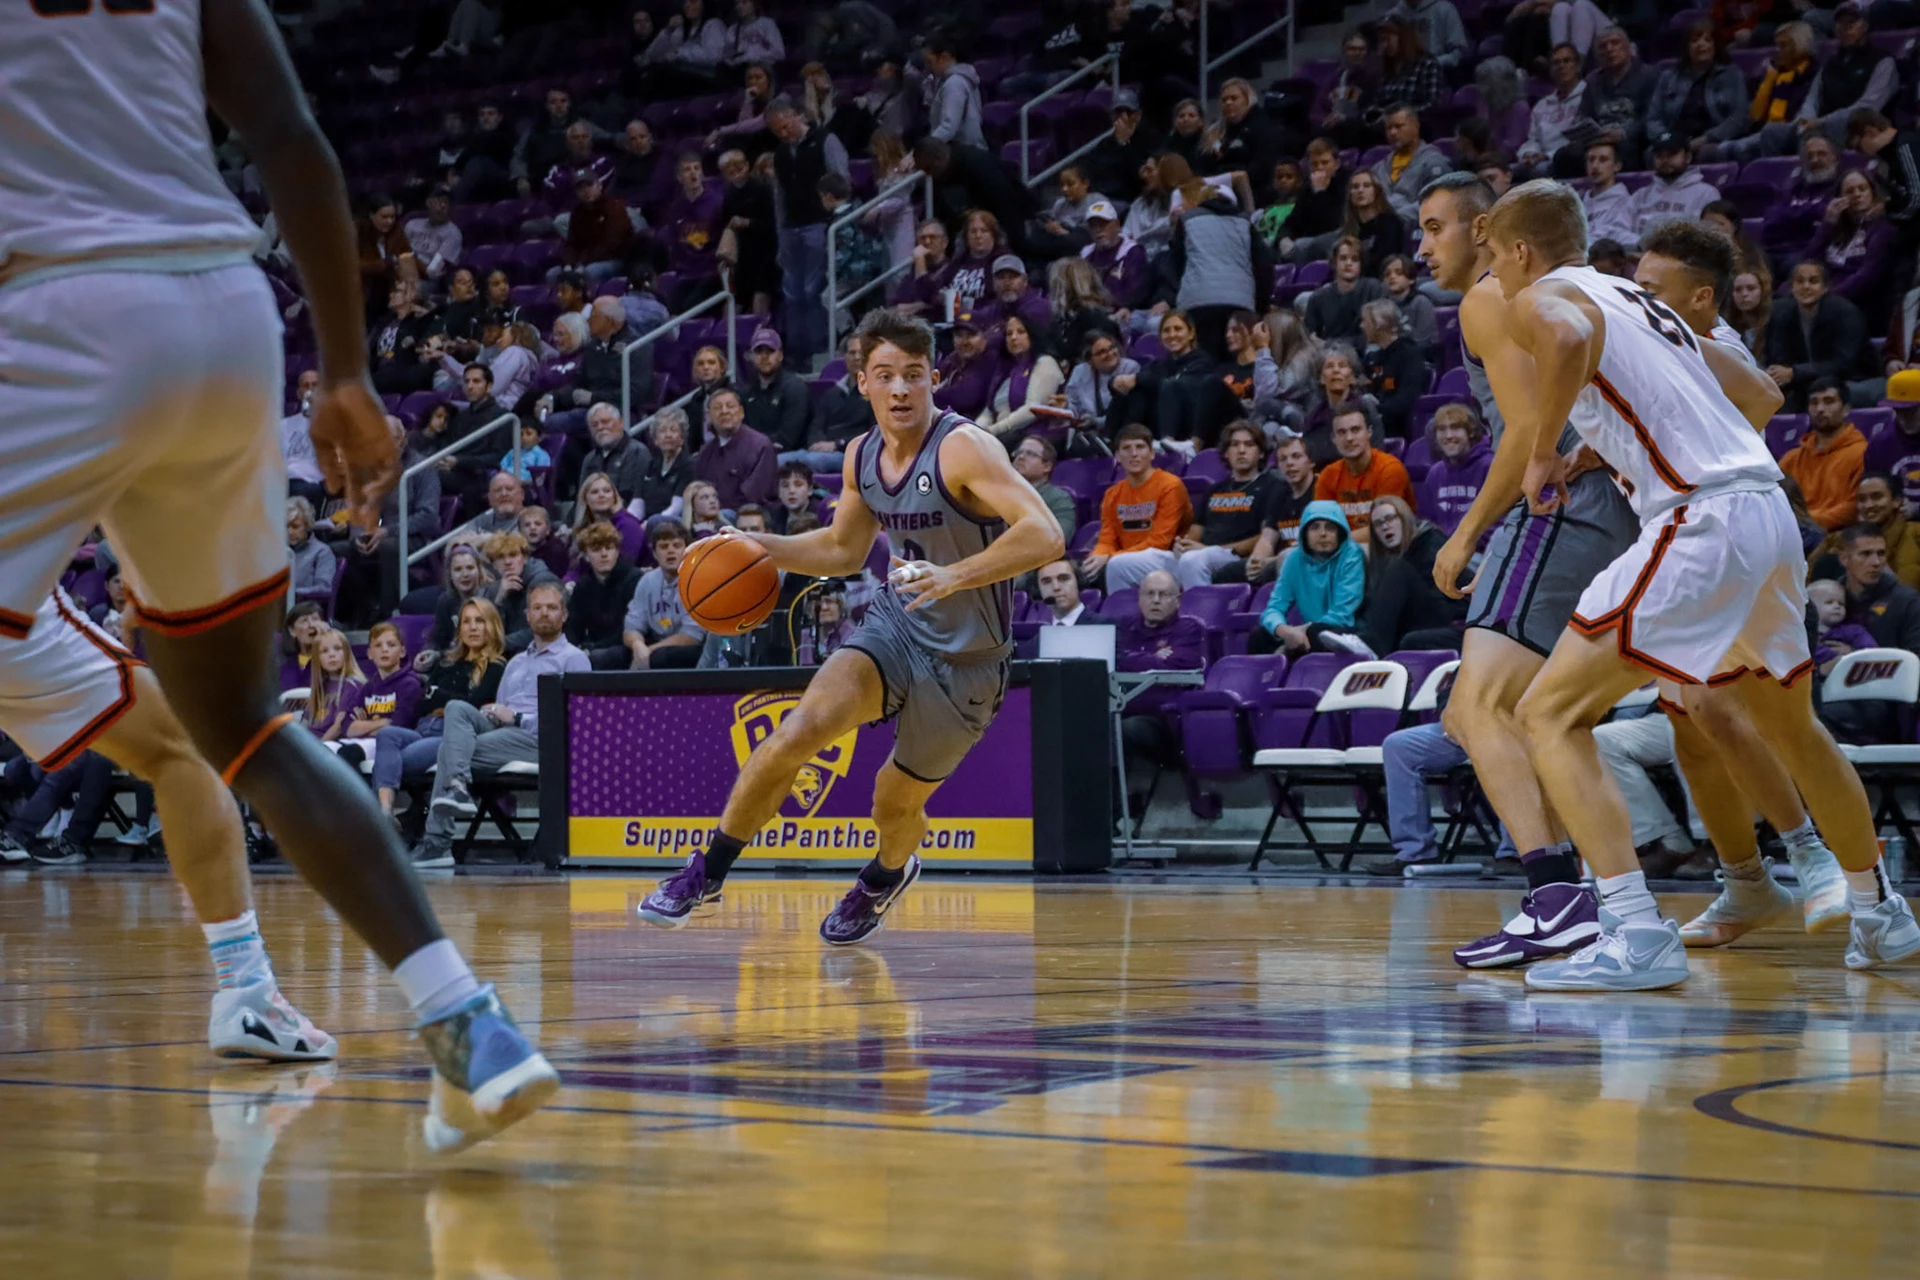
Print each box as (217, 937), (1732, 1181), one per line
(855, 410), (1011, 659)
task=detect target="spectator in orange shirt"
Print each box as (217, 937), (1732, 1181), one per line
(1312, 405), (1414, 541)
(1779, 377), (1868, 531)
(1082, 423), (1194, 590)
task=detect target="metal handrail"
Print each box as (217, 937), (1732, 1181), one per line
(825, 170), (933, 354)
(1018, 52), (1120, 187)
(399, 411), (520, 568)
(1198, 2), (1294, 106)
(621, 287), (738, 437)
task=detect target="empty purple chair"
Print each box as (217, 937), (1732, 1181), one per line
(1053, 455), (1120, 498)
(1185, 449), (1229, 485)
(1295, 260), (1331, 287)
(512, 239), (562, 274)
(509, 283), (549, 309)
(1151, 449), (1187, 476)
(1767, 413), (1808, 459)
(389, 614), (437, 661)
(1099, 588), (1138, 621)
(595, 276), (629, 298)
(1177, 654), (1291, 783)
(1739, 156), (1801, 187)
(1855, 406), (1894, 446)
(1129, 332), (1168, 363)
(1435, 367), (1470, 398)
(1697, 161), (1738, 188)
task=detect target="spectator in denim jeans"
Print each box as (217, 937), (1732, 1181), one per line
(374, 598), (506, 818)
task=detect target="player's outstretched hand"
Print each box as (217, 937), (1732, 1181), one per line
(889, 556), (959, 611)
(1522, 453), (1571, 516)
(310, 378), (398, 529)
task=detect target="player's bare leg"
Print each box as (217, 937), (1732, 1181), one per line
(1445, 628), (1598, 969)
(1674, 681), (1849, 944)
(90, 668), (333, 1061)
(1515, 630), (1692, 990)
(820, 760), (941, 946)
(137, 600), (556, 1152)
(1666, 706), (1801, 947)
(638, 648), (885, 927)
(1730, 675), (1920, 968)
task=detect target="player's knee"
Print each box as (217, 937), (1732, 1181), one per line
(1513, 685), (1575, 744)
(872, 788), (925, 831)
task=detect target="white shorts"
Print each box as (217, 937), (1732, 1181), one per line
(0, 262), (289, 643)
(0, 591), (141, 769)
(1569, 487), (1812, 687)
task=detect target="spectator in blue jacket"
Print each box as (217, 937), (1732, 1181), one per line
(1249, 499), (1369, 656)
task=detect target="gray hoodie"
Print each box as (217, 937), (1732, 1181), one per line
(1627, 168), (1720, 248)
(930, 63), (985, 151)
(1372, 142), (1452, 220)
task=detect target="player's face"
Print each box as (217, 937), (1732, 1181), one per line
(1434, 420), (1470, 459)
(1859, 478), (1898, 526)
(1486, 233), (1530, 301)
(1333, 414), (1371, 460)
(369, 630), (404, 673)
(1633, 253), (1708, 328)
(1416, 192), (1482, 293)
(655, 537), (688, 573)
(859, 340), (937, 435)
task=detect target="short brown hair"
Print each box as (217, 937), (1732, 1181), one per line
(574, 521), (623, 554)
(853, 305), (936, 365)
(1485, 179), (1588, 265)
(1220, 421), (1264, 451)
(481, 531), (529, 561)
(1115, 423), (1155, 448)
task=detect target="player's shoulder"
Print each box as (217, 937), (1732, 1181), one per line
(935, 418), (1010, 467)
(1457, 276), (1508, 341)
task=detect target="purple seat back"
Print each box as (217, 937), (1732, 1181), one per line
(1184, 449), (1229, 485)
(1766, 413), (1808, 459)
(1179, 653), (1289, 777)
(389, 613), (436, 662)
(1183, 583), (1249, 630)
(1099, 588), (1137, 621)
(1248, 652), (1363, 751)
(1739, 155), (1800, 186)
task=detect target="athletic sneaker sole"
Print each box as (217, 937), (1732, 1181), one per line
(1453, 923), (1602, 969)
(634, 892), (720, 929)
(210, 1033), (339, 1064)
(1524, 962), (1690, 992)
(423, 1052), (561, 1155)
(821, 857), (922, 947)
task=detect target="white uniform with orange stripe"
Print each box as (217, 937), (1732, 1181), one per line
(0, 591), (141, 769)
(0, 0), (288, 691)
(1545, 266), (1811, 685)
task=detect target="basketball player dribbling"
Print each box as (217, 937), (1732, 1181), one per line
(1, 0), (555, 1147)
(638, 308), (1065, 944)
(1484, 180), (1920, 990)
(1415, 173), (1638, 969)
(1, 591), (334, 1062)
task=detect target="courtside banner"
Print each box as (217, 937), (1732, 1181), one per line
(538, 665), (1112, 872)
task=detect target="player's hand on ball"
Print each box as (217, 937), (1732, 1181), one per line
(889, 556), (956, 610)
(310, 376), (398, 529)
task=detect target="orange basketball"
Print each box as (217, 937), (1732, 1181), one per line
(678, 534), (780, 634)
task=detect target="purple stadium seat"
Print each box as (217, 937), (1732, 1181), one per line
(1767, 413), (1808, 458)
(1184, 583), (1250, 662)
(1435, 367), (1470, 398)
(1053, 456), (1120, 499)
(1295, 260), (1331, 287)
(1855, 406), (1894, 445)
(1404, 436), (1435, 477)
(65, 568), (107, 613)
(389, 614), (436, 661)
(1151, 450), (1187, 476)
(1739, 156), (1801, 187)
(512, 239), (562, 273)
(463, 243), (512, 277)
(1068, 522), (1101, 557)
(1378, 437), (1405, 458)
(1129, 333), (1168, 363)
(509, 283), (549, 308)
(1099, 588), (1137, 621)
(1247, 651), (1364, 756)
(595, 276), (629, 298)
(1177, 654), (1291, 781)
(999, 139), (1054, 174)
(1697, 161), (1738, 188)
(1185, 449), (1229, 485)
(399, 391), (445, 423)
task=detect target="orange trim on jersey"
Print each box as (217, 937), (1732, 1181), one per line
(1778, 657), (1818, 687)
(39, 594), (142, 772)
(132, 568), (290, 638)
(1572, 508), (1698, 680)
(1592, 373), (1696, 497)
(1706, 667), (1751, 687)
(0, 606), (32, 640)
(221, 712), (297, 787)
(1655, 697), (1688, 717)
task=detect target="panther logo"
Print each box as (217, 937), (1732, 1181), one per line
(730, 691), (859, 816)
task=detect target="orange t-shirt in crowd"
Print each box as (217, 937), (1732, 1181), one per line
(1095, 468), (1193, 556)
(1313, 450), (1415, 539)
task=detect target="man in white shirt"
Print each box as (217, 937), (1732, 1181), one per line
(1581, 141), (1637, 247)
(279, 367), (326, 507)
(1520, 44), (1587, 174)
(402, 186), (464, 280)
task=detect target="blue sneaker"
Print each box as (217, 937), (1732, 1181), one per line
(636, 852), (722, 928)
(417, 985), (560, 1155)
(819, 855), (921, 946)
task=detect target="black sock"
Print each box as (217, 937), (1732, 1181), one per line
(1519, 846), (1580, 891)
(859, 858), (905, 889)
(705, 832), (745, 882)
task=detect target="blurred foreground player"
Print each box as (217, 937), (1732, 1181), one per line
(638, 308), (1065, 943)
(0, 593), (334, 1061)
(0, 0), (554, 1148)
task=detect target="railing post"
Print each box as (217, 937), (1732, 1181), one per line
(1198, 0), (1210, 112)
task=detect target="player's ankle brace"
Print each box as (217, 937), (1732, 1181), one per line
(1519, 847), (1580, 891)
(859, 859), (906, 889)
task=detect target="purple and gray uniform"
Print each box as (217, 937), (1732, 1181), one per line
(847, 410), (1013, 781)
(1460, 278), (1638, 657)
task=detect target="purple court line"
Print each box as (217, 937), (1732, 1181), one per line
(2, 1075), (1918, 1201)
(1694, 1066), (1920, 1152)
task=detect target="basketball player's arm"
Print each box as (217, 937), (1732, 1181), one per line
(892, 427), (1067, 611)
(1699, 337), (1786, 430)
(734, 447), (882, 577)
(1430, 292), (1541, 597)
(202, 0), (395, 523)
(1506, 285), (1600, 511)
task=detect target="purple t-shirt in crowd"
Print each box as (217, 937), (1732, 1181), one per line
(967, 288), (1053, 339)
(663, 183), (726, 278)
(933, 349), (1003, 420)
(1419, 439), (1491, 537)
(1865, 426), (1920, 513)
(351, 668), (425, 731)
(944, 249), (1000, 314)
(1082, 239), (1151, 310)
(893, 257), (952, 313)
(1113, 613), (1206, 714)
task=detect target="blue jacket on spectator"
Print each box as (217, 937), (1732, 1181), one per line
(1262, 499), (1366, 634)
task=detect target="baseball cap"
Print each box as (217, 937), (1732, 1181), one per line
(1648, 132), (1687, 155)
(991, 253), (1026, 276)
(750, 326), (782, 351)
(1086, 198), (1120, 222)
(1111, 89), (1141, 114)
(951, 313), (981, 333)
(1886, 369), (1920, 407)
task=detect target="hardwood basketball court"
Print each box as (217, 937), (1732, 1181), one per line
(2, 870), (1915, 1278)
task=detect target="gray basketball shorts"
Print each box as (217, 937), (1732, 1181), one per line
(843, 605), (1010, 783)
(1465, 496), (1637, 658)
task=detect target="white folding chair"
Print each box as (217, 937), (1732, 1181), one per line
(1822, 648), (1920, 848)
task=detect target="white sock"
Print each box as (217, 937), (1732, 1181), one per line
(394, 939), (483, 1023)
(1596, 870), (1661, 924)
(1779, 818), (1824, 854)
(1846, 861), (1892, 913)
(202, 910), (272, 990)
(1721, 853), (1768, 882)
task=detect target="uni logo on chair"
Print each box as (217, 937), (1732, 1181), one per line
(1343, 670), (1394, 695)
(1846, 660), (1905, 688)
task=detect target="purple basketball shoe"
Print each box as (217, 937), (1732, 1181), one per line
(820, 855), (922, 946)
(1452, 882), (1601, 968)
(635, 852), (723, 928)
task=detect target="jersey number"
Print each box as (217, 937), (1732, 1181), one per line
(900, 539), (927, 563)
(29, 0), (153, 13)
(1614, 286), (1698, 353)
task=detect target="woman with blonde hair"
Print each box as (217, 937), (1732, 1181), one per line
(375, 598), (507, 817)
(680, 478), (727, 537)
(1048, 255), (1115, 357)
(305, 627), (366, 742)
(572, 471), (646, 562)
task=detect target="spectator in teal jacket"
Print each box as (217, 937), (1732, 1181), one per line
(1249, 498), (1370, 656)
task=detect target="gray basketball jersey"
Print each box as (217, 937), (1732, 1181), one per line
(1462, 275), (1578, 456)
(855, 410), (1011, 658)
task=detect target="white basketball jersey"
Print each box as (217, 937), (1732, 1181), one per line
(1546, 265), (1781, 523)
(1708, 318), (1757, 367)
(0, 0), (259, 283)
